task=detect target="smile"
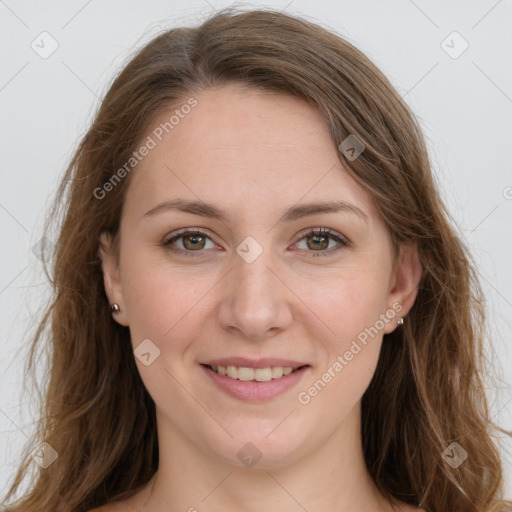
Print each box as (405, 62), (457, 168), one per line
(200, 363), (311, 402)
(205, 364), (304, 381)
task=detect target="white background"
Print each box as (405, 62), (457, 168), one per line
(1, 0), (511, 501)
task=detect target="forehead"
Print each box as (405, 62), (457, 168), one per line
(123, 85), (374, 221)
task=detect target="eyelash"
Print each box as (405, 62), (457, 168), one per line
(162, 227), (349, 258)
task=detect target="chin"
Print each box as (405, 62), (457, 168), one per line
(203, 421), (313, 470)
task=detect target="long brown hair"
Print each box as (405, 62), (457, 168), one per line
(2, 8), (511, 512)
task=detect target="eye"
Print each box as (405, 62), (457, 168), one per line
(293, 228), (349, 257)
(162, 228), (218, 255)
(162, 227), (349, 258)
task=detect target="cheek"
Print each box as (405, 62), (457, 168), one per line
(297, 266), (391, 343)
(298, 344), (380, 436)
(296, 274), (387, 425)
(120, 258), (215, 402)
(120, 248), (212, 348)
(295, 267), (389, 403)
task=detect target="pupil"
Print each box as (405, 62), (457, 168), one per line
(309, 235), (328, 250)
(184, 234), (205, 250)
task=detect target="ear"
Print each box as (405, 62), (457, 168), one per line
(383, 242), (422, 334)
(98, 231), (129, 327)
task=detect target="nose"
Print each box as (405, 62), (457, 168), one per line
(216, 248), (294, 341)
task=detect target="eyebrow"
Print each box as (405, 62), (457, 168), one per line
(143, 198), (368, 223)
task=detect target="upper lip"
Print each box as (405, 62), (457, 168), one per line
(202, 357), (309, 369)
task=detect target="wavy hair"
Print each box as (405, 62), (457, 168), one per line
(2, 8), (511, 512)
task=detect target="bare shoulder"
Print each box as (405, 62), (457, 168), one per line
(88, 497), (426, 512)
(88, 499), (425, 512)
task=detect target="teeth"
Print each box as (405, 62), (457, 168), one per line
(271, 367), (283, 378)
(255, 368), (272, 381)
(238, 367), (255, 381)
(210, 365), (300, 381)
(227, 366), (238, 379)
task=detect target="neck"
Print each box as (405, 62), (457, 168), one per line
(136, 402), (393, 512)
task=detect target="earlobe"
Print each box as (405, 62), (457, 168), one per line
(383, 243), (422, 334)
(98, 231), (129, 327)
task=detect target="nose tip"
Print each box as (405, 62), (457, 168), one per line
(216, 250), (293, 341)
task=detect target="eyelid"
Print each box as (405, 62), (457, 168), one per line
(162, 227), (213, 244)
(293, 226), (348, 244)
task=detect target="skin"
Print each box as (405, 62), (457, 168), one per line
(97, 85), (423, 512)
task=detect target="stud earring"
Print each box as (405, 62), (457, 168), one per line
(397, 317), (404, 325)
(110, 303), (120, 314)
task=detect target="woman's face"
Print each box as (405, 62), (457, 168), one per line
(100, 84), (420, 468)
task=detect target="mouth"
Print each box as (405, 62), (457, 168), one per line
(200, 360), (311, 402)
(202, 364), (308, 382)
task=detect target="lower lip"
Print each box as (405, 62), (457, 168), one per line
(201, 365), (310, 402)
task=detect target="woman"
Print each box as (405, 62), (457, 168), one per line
(2, 8), (511, 512)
